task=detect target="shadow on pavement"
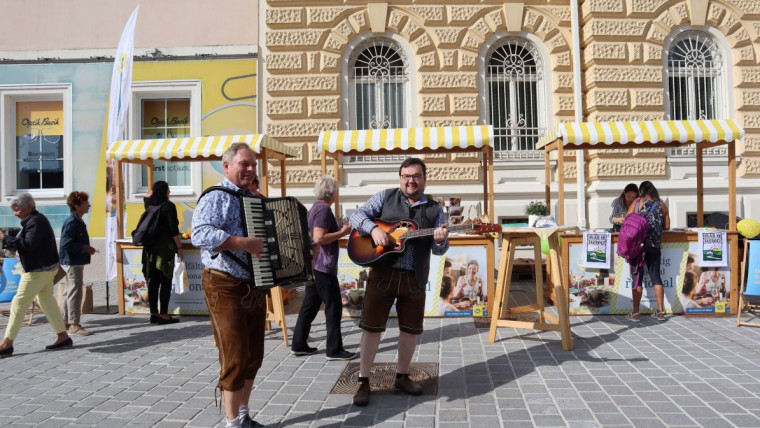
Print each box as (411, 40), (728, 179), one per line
(276, 318), (648, 427)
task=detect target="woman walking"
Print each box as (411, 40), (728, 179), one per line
(0, 193), (72, 357)
(626, 181), (670, 322)
(142, 181), (183, 325)
(291, 176), (356, 360)
(59, 191), (97, 336)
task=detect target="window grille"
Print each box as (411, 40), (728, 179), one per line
(486, 38), (545, 155)
(349, 39), (408, 131)
(666, 31), (726, 157)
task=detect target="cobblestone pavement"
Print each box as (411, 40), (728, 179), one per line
(2, 290), (760, 427)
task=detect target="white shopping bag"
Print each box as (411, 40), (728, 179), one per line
(172, 258), (189, 294)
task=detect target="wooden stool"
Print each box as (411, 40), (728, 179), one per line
(489, 227), (574, 351)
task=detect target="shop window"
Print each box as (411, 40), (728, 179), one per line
(485, 38), (546, 154)
(129, 81), (200, 198)
(139, 98), (191, 187)
(1, 85), (72, 200)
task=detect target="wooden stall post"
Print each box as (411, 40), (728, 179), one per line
(697, 143), (704, 227)
(728, 141), (737, 230)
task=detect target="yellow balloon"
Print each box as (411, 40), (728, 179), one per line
(738, 218), (760, 239)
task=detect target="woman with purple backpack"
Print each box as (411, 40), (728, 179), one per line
(625, 181), (670, 322)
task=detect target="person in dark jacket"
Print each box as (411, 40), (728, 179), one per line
(142, 181), (183, 325)
(0, 193), (72, 358)
(59, 191), (97, 336)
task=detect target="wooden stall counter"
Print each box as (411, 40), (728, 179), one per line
(560, 230), (739, 316)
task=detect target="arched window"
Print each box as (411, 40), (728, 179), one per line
(666, 31), (725, 120)
(349, 39), (409, 130)
(486, 38), (545, 152)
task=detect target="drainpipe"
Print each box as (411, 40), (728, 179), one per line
(570, 0), (587, 228)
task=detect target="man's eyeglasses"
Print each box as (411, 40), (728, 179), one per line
(400, 174), (423, 181)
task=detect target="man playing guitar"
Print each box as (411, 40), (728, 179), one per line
(348, 157), (449, 406)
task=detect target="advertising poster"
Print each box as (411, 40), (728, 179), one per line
(614, 243), (688, 314)
(121, 247), (207, 315)
(698, 230), (728, 267)
(337, 245), (489, 318)
(680, 242), (732, 314)
(567, 241), (732, 315)
(0, 258), (23, 302)
(582, 232), (611, 269)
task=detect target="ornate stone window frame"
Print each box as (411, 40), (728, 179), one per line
(479, 31), (551, 161)
(664, 26), (733, 157)
(340, 32), (416, 163)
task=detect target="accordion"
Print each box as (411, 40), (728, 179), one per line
(239, 196), (313, 289)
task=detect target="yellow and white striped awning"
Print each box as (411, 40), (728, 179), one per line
(319, 125), (493, 154)
(106, 134), (298, 161)
(536, 120), (744, 149)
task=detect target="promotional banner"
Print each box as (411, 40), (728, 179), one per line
(745, 240), (760, 296)
(0, 259), (23, 302)
(105, 5), (140, 282)
(121, 247), (207, 315)
(582, 231), (611, 269)
(567, 241), (732, 315)
(337, 245), (490, 318)
(698, 230), (728, 267)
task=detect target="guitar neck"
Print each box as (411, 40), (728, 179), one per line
(400, 224), (474, 239)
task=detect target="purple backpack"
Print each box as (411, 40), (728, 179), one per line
(616, 198), (658, 263)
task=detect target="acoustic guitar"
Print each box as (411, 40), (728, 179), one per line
(347, 218), (502, 266)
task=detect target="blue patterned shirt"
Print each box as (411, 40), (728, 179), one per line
(349, 190), (449, 271)
(192, 178), (252, 279)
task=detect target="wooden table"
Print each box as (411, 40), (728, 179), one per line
(489, 226), (576, 351)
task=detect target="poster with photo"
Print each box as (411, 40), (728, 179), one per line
(678, 243), (732, 314)
(582, 232), (611, 269)
(121, 247), (207, 315)
(337, 244), (490, 318)
(431, 246), (489, 318)
(566, 240), (732, 315)
(698, 230), (728, 267)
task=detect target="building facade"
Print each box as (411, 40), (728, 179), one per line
(0, 0), (261, 282)
(260, 0), (760, 228)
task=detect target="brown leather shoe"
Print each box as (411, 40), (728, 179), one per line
(353, 381), (370, 406)
(394, 374), (423, 396)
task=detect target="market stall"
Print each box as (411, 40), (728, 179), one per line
(106, 134), (298, 324)
(537, 119), (745, 315)
(318, 125), (498, 317)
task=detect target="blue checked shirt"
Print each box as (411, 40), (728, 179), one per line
(349, 190), (449, 271)
(191, 178), (253, 279)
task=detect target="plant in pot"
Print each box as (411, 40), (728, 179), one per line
(524, 200), (548, 227)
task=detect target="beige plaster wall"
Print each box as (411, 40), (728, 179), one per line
(263, 0), (760, 187)
(581, 0), (760, 179)
(263, 1), (575, 185)
(0, 0), (258, 51)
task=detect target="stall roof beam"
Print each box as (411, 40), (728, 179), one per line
(106, 134), (297, 162)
